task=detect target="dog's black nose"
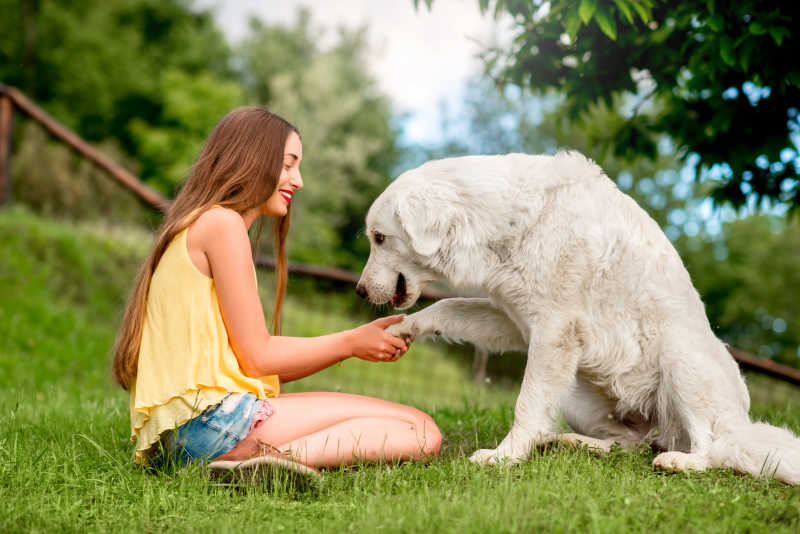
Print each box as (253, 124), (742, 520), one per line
(355, 284), (368, 300)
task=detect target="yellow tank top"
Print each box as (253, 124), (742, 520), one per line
(130, 217), (280, 464)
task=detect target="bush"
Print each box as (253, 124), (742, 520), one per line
(10, 122), (159, 227)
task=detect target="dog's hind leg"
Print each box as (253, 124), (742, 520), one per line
(560, 376), (649, 448)
(385, 298), (527, 353)
(651, 336), (800, 484)
(651, 403), (714, 474)
(536, 432), (616, 454)
(650, 334), (721, 475)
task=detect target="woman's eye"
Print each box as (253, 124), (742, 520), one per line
(374, 232), (385, 244)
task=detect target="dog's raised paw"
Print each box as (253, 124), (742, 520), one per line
(385, 319), (420, 339)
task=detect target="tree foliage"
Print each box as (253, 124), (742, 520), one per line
(128, 69), (245, 194)
(682, 214), (800, 367)
(422, 0), (800, 209)
(237, 13), (402, 270)
(0, 0), (232, 147)
(1, 2), (402, 271)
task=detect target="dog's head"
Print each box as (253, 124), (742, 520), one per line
(356, 158), (494, 309)
(355, 179), (441, 309)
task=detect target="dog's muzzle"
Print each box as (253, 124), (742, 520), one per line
(391, 273), (407, 307)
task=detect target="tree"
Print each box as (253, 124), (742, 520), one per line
(238, 12), (403, 271)
(0, 0), (234, 165)
(128, 69), (245, 194)
(417, 0), (800, 209)
(682, 214), (800, 367)
(3, 2), (404, 271)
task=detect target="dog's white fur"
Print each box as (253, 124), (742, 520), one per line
(357, 151), (800, 485)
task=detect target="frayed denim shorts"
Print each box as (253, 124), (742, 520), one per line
(162, 393), (265, 464)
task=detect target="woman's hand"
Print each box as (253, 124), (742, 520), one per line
(348, 315), (413, 362)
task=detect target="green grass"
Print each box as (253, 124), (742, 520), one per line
(1, 204), (799, 533)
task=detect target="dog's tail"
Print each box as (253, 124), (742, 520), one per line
(709, 420), (800, 485)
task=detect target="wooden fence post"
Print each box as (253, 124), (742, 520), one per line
(472, 347), (489, 385)
(0, 93), (13, 206)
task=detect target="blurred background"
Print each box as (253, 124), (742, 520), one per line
(0, 0), (798, 408)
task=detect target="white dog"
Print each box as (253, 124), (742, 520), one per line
(356, 151), (800, 485)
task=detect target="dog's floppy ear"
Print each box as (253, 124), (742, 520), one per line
(395, 192), (448, 257)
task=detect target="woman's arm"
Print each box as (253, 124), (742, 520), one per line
(192, 208), (408, 382)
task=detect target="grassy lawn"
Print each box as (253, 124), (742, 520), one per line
(1, 205), (799, 533)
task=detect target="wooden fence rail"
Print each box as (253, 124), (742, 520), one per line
(0, 83), (170, 212)
(1, 82), (798, 386)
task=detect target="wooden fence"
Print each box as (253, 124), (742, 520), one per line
(1, 82), (799, 386)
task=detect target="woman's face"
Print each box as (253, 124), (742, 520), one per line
(261, 131), (304, 217)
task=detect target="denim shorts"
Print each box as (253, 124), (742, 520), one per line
(163, 393), (260, 464)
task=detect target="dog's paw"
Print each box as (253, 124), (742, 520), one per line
(469, 448), (502, 464)
(653, 451), (709, 473)
(385, 316), (422, 339)
(469, 448), (521, 465)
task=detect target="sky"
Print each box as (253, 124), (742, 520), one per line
(197, 0), (514, 144)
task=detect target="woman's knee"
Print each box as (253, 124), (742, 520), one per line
(412, 411), (442, 456)
(423, 424), (443, 456)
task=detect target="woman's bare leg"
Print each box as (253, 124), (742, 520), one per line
(216, 392), (442, 467)
(278, 416), (436, 467)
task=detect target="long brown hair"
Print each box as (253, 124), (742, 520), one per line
(111, 107), (298, 390)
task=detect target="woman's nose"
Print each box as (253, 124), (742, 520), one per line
(292, 171), (304, 190)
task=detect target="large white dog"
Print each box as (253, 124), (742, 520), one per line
(356, 151), (800, 485)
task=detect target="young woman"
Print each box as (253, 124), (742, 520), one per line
(111, 107), (442, 477)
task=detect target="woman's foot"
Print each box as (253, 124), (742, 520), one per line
(209, 440), (322, 487)
(213, 435), (264, 462)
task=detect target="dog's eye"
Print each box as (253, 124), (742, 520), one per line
(374, 232), (385, 244)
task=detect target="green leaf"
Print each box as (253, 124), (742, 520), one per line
(720, 35), (736, 67)
(769, 26), (789, 46)
(492, 0), (506, 18)
(707, 14), (724, 32)
(630, 0), (652, 23)
(613, 0), (634, 24)
(707, 0), (715, 14)
(739, 40), (754, 72)
(579, 0), (597, 24)
(565, 11), (582, 40)
(788, 70), (800, 87)
(595, 9), (618, 40)
(478, 0), (490, 13)
(547, 2), (570, 18)
(749, 21), (767, 35)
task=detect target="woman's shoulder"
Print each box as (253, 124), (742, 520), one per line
(187, 205), (250, 257)
(192, 205), (247, 236)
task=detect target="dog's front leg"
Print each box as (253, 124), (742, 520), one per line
(470, 316), (584, 464)
(385, 298), (527, 352)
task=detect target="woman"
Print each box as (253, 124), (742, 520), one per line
(111, 107), (442, 478)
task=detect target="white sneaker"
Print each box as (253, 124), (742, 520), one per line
(208, 452), (322, 488)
